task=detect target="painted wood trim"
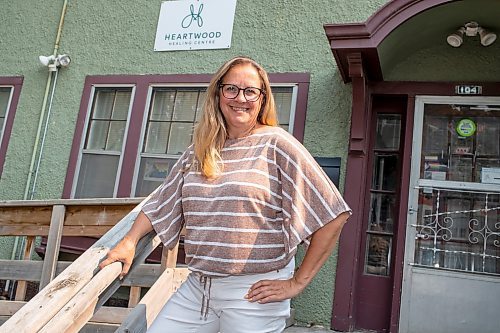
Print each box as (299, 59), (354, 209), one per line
(323, 0), (455, 82)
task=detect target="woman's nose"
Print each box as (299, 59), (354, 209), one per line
(235, 89), (246, 102)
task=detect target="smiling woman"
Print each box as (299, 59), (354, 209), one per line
(99, 56), (351, 333)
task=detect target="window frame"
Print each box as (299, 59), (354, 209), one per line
(63, 73), (310, 198)
(0, 77), (23, 177)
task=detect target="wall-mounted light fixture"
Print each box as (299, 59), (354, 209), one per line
(447, 21), (497, 47)
(38, 54), (71, 71)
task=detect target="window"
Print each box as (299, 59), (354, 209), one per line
(64, 74), (309, 199)
(73, 87), (134, 198)
(364, 114), (402, 276)
(0, 77), (23, 177)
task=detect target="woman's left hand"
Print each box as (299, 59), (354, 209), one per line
(245, 278), (304, 304)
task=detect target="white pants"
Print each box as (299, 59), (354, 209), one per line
(148, 260), (295, 333)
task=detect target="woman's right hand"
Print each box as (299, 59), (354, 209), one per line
(99, 235), (137, 279)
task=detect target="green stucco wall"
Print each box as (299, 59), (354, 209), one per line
(0, 0), (390, 326)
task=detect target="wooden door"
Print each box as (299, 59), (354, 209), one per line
(353, 96), (407, 332)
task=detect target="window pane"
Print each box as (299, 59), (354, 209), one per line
(173, 90), (198, 121)
(0, 88), (10, 139)
(112, 90), (132, 120)
(75, 154), (119, 198)
(195, 91), (207, 122)
(273, 87), (293, 126)
(86, 120), (109, 150)
(107, 121), (126, 151)
(93, 90), (115, 119)
(0, 88), (10, 118)
(168, 122), (193, 155)
(145, 122), (170, 154)
(375, 115), (401, 150)
(372, 154), (398, 191)
(150, 89), (175, 121)
(365, 234), (392, 276)
(368, 193), (395, 232)
(135, 157), (178, 197)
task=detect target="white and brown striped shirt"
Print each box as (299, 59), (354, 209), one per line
(142, 127), (351, 276)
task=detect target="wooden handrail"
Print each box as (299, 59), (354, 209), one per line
(0, 196), (188, 332)
(0, 197), (156, 332)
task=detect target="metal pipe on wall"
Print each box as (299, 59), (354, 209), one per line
(7, 0), (69, 298)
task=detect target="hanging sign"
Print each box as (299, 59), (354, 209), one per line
(154, 0), (237, 51)
(456, 118), (476, 137)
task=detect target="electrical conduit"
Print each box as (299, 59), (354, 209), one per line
(8, 0), (69, 298)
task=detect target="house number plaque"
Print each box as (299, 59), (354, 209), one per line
(455, 85), (482, 95)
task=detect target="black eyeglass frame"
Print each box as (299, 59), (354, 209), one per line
(218, 84), (265, 102)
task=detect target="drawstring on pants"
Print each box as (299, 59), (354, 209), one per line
(199, 275), (212, 320)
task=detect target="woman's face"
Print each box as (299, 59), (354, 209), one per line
(219, 63), (264, 138)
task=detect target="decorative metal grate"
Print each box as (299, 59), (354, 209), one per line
(413, 187), (500, 275)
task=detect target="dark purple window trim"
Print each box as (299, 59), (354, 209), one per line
(63, 73), (310, 198)
(0, 77), (23, 177)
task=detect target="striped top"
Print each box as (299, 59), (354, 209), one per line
(142, 127), (351, 276)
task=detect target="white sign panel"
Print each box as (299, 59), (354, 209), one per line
(481, 167), (500, 185)
(154, 0), (237, 51)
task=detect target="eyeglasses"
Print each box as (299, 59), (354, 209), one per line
(219, 84), (264, 102)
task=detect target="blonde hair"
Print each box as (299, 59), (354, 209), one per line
(192, 56), (278, 179)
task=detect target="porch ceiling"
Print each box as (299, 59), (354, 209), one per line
(324, 0), (500, 83)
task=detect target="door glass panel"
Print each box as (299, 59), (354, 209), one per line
(366, 234), (392, 275)
(372, 154), (398, 191)
(375, 115), (401, 150)
(364, 114), (401, 276)
(421, 104), (500, 183)
(413, 102), (500, 276)
(414, 189), (500, 274)
(368, 193), (395, 233)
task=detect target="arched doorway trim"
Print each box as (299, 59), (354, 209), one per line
(324, 0), (455, 82)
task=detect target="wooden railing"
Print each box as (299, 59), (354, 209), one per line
(0, 198), (189, 333)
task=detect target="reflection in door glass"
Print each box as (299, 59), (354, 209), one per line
(421, 104), (500, 183)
